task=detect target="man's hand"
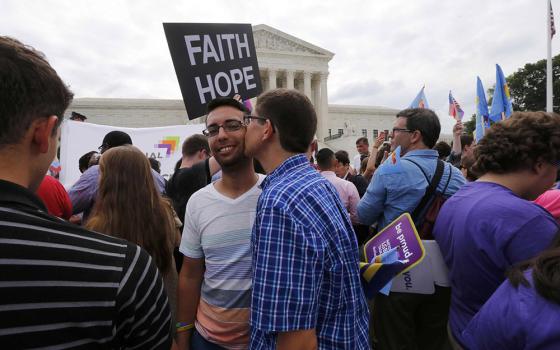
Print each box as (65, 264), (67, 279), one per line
(373, 132), (386, 149)
(453, 121), (464, 137)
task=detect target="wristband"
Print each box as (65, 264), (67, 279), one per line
(176, 322), (195, 333)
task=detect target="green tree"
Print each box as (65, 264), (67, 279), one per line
(463, 114), (476, 135)
(506, 54), (560, 113)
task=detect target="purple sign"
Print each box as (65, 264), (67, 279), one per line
(363, 213), (425, 273)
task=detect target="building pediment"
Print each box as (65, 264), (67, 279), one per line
(253, 24), (334, 59)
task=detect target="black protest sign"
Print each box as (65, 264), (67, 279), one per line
(164, 23), (262, 120)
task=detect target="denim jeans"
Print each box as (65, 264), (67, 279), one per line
(190, 328), (227, 350)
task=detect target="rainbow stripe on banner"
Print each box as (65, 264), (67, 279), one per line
(154, 136), (180, 157)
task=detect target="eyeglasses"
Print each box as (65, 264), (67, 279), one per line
(392, 127), (414, 134)
(202, 119), (245, 137)
(98, 144), (109, 152)
(243, 115), (276, 132)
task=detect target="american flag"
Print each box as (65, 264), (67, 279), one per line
(551, 2), (556, 39)
(448, 91), (464, 121)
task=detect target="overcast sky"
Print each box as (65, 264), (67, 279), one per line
(2, 0), (557, 132)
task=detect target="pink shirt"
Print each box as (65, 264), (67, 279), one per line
(534, 189), (560, 222)
(320, 171), (360, 224)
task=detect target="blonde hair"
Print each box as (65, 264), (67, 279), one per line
(86, 145), (175, 274)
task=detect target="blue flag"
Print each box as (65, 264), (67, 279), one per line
(489, 64), (513, 122)
(409, 86), (430, 109)
(475, 77), (490, 142)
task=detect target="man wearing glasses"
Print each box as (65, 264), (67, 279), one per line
(176, 97), (264, 350)
(244, 89), (370, 350)
(68, 130), (165, 220)
(357, 108), (465, 350)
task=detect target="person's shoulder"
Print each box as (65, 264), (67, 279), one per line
(262, 169), (322, 202)
(83, 164), (100, 176)
(186, 182), (214, 206)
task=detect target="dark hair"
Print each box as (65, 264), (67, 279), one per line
(507, 233), (560, 304)
(335, 150), (350, 165)
(148, 157), (161, 173)
(360, 157), (369, 174)
(473, 112), (560, 175)
(0, 36), (73, 147)
(375, 143), (391, 168)
(356, 137), (369, 145)
(396, 108), (441, 149)
(79, 151), (98, 173)
(256, 89), (317, 153)
(207, 97), (249, 115)
(253, 159), (265, 174)
(460, 134), (474, 150)
(316, 148), (335, 169)
(181, 134), (210, 157)
(460, 153), (479, 181)
(101, 130), (132, 150)
(433, 141), (451, 160)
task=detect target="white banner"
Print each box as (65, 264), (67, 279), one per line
(390, 240), (450, 294)
(60, 120), (205, 188)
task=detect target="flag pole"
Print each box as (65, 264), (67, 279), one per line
(547, 0), (553, 112)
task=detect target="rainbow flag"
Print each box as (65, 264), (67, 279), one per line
(360, 246), (408, 298)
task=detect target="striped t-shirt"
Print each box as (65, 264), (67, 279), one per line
(180, 175), (264, 350)
(0, 179), (172, 349)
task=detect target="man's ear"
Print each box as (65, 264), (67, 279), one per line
(532, 158), (548, 175)
(410, 130), (422, 145)
(31, 116), (58, 154)
(261, 120), (275, 142)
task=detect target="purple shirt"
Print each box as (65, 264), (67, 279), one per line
(69, 165), (166, 218)
(462, 270), (560, 350)
(433, 182), (558, 346)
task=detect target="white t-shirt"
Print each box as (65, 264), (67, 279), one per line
(179, 174), (265, 348)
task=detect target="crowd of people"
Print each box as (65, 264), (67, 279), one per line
(2, 35), (560, 350)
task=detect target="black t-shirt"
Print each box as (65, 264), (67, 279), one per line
(165, 158), (211, 224)
(347, 173), (369, 198)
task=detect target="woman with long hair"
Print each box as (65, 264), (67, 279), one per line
(462, 233), (560, 349)
(86, 145), (180, 327)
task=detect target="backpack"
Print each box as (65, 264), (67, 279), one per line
(404, 159), (452, 240)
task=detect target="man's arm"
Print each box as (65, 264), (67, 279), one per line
(176, 197), (205, 349)
(68, 165), (99, 214)
(277, 329), (318, 350)
(176, 257), (204, 350)
(347, 182), (361, 225)
(357, 171), (386, 226)
(447, 121), (463, 167)
(363, 132), (386, 181)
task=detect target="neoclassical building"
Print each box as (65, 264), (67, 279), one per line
(68, 24), (401, 153)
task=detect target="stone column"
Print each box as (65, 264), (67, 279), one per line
(286, 70), (295, 90)
(303, 71), (312, 100)
(312, 74), (320, 108)
(268, 69), (277, 91)
(317, 72), (329, 141)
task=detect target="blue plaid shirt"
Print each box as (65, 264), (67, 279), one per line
(250, 154), (370, 349)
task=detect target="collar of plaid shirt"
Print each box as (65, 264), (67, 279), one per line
(260, 153), (309, 190)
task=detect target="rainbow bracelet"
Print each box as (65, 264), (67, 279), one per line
(176, 322), (195, 333)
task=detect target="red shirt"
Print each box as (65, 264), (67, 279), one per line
(36, 175), (72, 220)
